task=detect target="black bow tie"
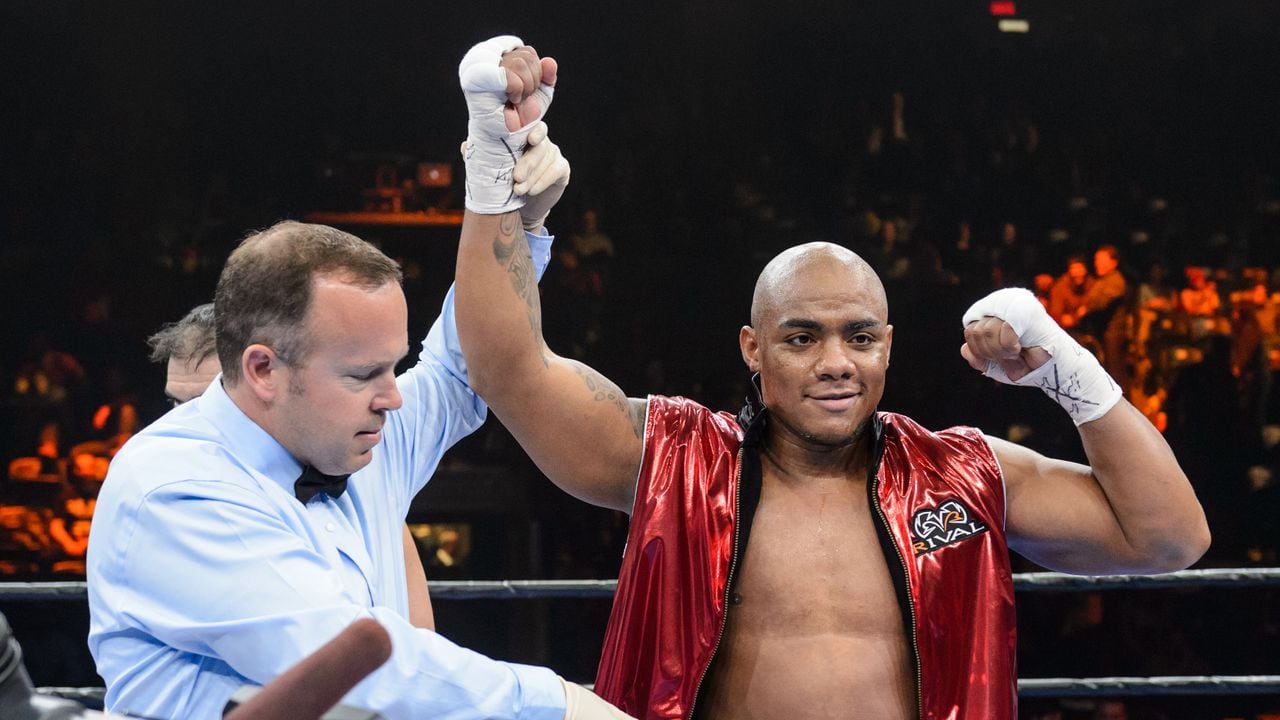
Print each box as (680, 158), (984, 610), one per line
(294, 466), (350, 504)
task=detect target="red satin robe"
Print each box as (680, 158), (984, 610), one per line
(594, 395), (1016, 720)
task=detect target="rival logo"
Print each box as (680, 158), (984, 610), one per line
(910, 498), (989, 556)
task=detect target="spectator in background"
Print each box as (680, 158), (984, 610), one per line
(1049, 255), (1094, 330)
(990, 220), (1038, 289)
(1080, 245), (1127, 331)
(1079, 245), (1129, 383)
(1228, 282), (1275, 431)
(864, 215), (911, 281)
(569, 208), (615, 264)
(1136, 262), (1178, 313)
(1134, 262), (1178, 358)
(1033, 273), (1055, 312)
(1247, 280), (1280, 341)
(431, 528), (462, 571)
(1180, 265), (1223, 339)
(1130, 262), (1182, 420)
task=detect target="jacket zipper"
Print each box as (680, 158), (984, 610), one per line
(686, 447), (745, 720)
(871, 470), (923, 719)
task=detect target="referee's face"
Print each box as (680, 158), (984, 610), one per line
(272, 275), (408, 475)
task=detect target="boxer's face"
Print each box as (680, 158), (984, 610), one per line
(271, 275), (408, 475)
(741, 262), (892, 449)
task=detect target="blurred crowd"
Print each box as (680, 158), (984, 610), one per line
(4, 76), (1280, 576)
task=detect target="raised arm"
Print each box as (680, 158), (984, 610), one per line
(454, 38), (643, 513)
(457, 212), (643, 512)
(962, 288), (1209, 574)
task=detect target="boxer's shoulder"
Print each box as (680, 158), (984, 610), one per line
(647, 394), (741, 443)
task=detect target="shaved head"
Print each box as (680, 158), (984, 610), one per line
(739, 241), (894, 451)
(750, 242), (888, 328)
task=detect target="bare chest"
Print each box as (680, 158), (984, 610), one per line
(695, 470), (916, 720)
(732, 476), (904, 634)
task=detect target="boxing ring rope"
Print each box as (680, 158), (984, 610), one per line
(4, 567), (1278, 702)
(30, 676), (1280, 708)
(1017, 676), (1280, 698)
(4, 567), (1279, 601)
(1010, 567), (1280, 592)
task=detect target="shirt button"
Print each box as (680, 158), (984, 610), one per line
(325, 522), (336, 532)
(730, 592), (743, 606)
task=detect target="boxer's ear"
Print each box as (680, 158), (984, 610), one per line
(739, 326), (760, 373)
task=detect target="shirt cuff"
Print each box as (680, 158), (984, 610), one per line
(509, 663), (566, 720)
(527, 228), (554, 281)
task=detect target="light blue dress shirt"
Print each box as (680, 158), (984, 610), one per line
(87, 232), (566, 720)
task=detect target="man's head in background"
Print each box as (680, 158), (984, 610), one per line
(1093, 244), (1120, 278)
(147, 303), (221, 404)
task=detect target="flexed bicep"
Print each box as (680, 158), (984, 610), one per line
(458, 210), (644, 513)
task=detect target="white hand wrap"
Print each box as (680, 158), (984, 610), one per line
(963, 287), (1122, 425)
(458, 35), (555, 214)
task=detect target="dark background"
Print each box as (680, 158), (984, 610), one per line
(3, 0), (1280, 411)
(2, 1), (1279, 717)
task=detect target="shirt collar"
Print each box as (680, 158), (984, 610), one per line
(199, 373), (305, 497)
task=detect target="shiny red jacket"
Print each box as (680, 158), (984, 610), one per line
(595, 395), (1016, 720)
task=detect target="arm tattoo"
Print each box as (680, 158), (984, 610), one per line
(491, 214), (549, 365)
(571, 362), (646, 439)
(627, 398), (649, 439)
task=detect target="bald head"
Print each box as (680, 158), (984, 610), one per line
(739, 242), (893, 449)
(750, 242), (888, 328)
